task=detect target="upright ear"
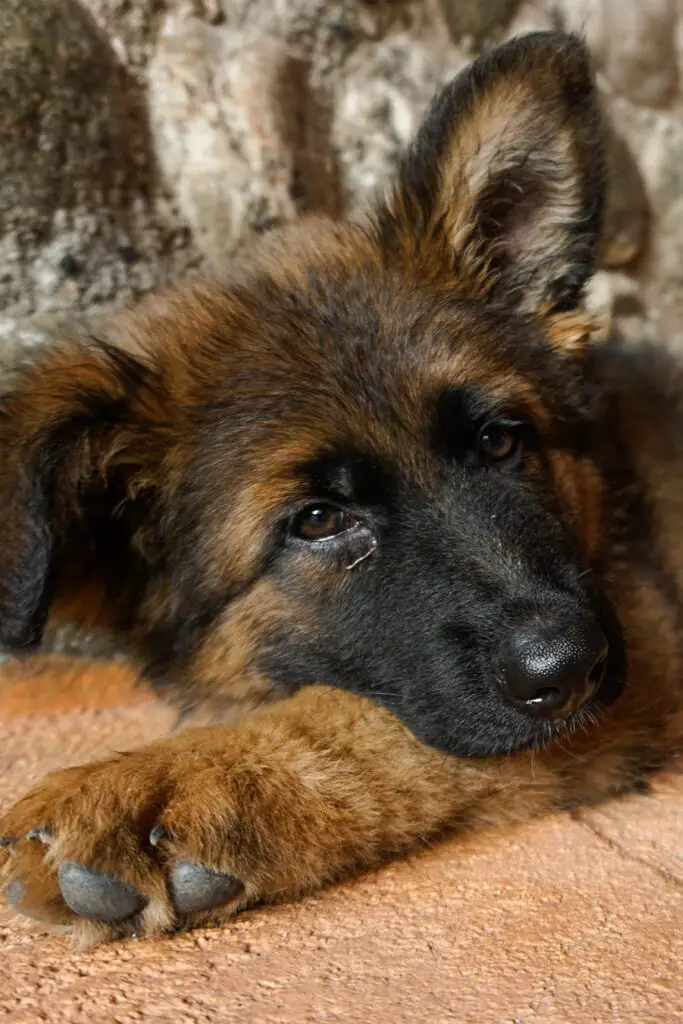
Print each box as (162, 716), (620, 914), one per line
(0, 341), (169, 652)
(378, 32), (605, 316)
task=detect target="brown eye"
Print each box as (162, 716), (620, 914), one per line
(478, 422), (521, 464)
(291, 504), (357, 541)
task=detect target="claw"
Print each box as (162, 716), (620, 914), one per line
(26, 825), (53, 845)
(57, 862), (147, 922)
(169, 861), (243, 915)
(149, 825), (171, 848)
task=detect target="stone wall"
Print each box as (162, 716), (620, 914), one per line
(3, 0), (683, 352)
(1, 0), (681, 653)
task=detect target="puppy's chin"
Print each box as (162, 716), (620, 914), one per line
(491, 704), (605, 758)
(401, 663), (627, 760)
(425, 706), (596, 759)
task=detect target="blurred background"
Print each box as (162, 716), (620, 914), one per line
(0, 0), (680, 654)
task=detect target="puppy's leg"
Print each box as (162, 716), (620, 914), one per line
(1, 684), (582, 946)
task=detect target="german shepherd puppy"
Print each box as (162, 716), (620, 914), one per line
(1, 32), (682, 947)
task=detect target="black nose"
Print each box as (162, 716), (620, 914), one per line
(497, 620), (608, 719)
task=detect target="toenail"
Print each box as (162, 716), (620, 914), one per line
(5, 879), (26, 909)
(169, 862), (243, 915)
(26, 825), (53, 845)
(149, 825), (171, 848)
(58, 863), (147, 922)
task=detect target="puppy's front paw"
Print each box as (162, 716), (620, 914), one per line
(0, 735), (294, 946)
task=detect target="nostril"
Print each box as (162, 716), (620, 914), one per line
(526, 686), (562, 707)
(588, 654), (607, 688)
(497, 620), (609, 719)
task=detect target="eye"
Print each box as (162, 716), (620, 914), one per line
(477, 421), (523, 466)
(291, 503), (359, 541)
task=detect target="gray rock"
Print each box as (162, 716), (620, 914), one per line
(334, 33), (465, 210)
(602, 0), (678, 107)
(504, 2), (556, 39)
(148, 18), (300, 268)
(602, 128), (649, 268)
(0, 0), (200, 334)
(553, 0), (607, 63)
(438, 0), (522, 46)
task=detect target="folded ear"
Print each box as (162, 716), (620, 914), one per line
(0, 341), (168, 651)
(378, 32), (605, 317)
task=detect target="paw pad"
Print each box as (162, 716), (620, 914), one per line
(57, 863), (147, 923)
(169, 861), (243, 915)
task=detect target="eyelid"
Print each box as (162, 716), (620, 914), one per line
(479, 410), (530, 428)
(478, 414), (539, 445)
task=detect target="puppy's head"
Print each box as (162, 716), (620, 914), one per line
(0, 32), (626, 756)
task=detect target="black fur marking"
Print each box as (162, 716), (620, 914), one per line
(429, 386), (482, 463)
(258, 453), (626, 757)
(295, 449), (394, 510)
(0, 466), (53, 651)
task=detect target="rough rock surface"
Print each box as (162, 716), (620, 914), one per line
(3, 0), (681, 346)
(0, 656), (681, 1022)
(1, 0), (683, 654)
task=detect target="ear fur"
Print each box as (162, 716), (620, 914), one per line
(0, 342), (168, 651)
(377, 32), (605, 317)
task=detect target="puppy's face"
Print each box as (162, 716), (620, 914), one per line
(0, 33), (625, 757)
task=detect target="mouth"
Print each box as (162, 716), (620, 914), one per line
(520, 697), (606, 749)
